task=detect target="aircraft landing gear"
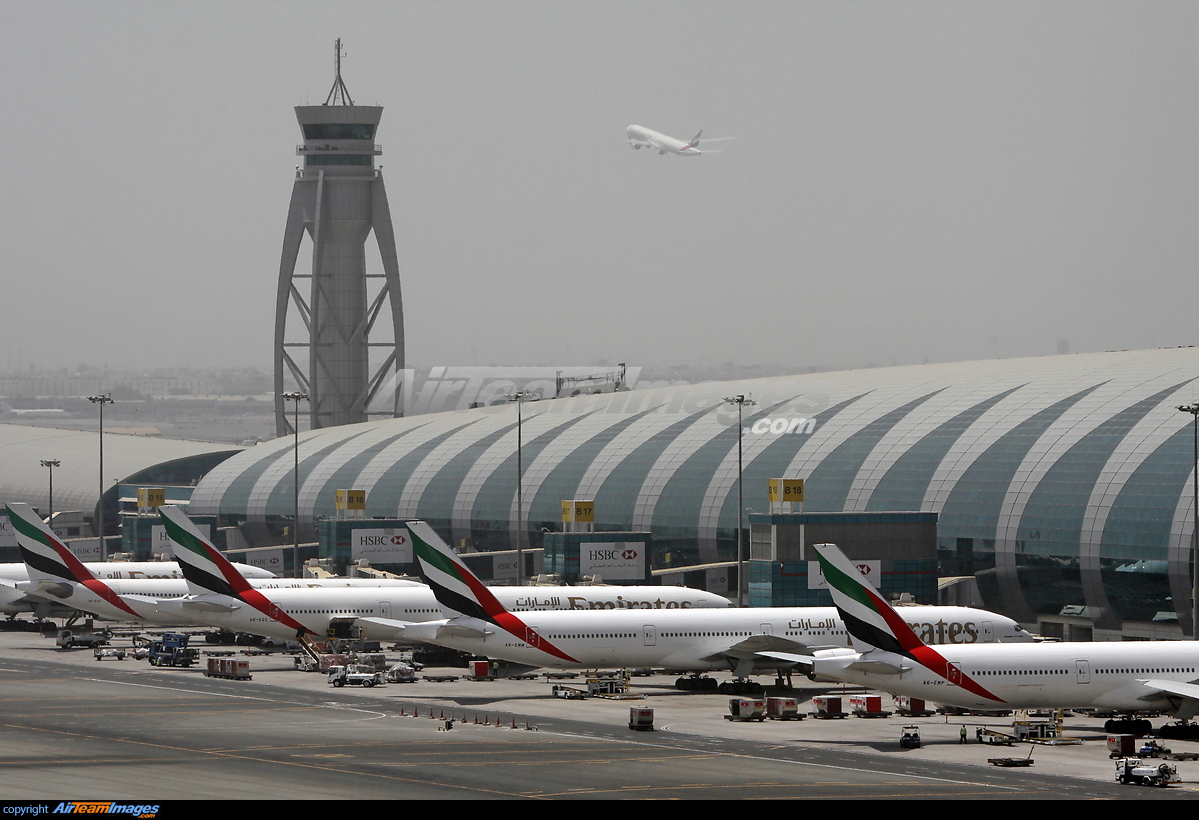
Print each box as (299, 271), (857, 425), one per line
(674, 675), (719, 692)
(718, 679), (763, 696)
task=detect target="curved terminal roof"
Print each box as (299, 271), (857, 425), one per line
(0, 424), (241, 525)
(191, 348), (1199, 629)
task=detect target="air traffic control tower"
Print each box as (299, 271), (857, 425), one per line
(274, 41), (404, 435)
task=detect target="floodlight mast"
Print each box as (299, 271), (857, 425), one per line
(724, 394), (756, 607)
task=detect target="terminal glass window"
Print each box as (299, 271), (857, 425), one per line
(302, 123), (376, 140)
(305, 155), (373, 167)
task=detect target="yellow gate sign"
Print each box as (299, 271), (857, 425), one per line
(561, 500), (595, 523)
(335, 489), (366, 511)
(767, 479), (804, 503)
(137, 487), (166, 509)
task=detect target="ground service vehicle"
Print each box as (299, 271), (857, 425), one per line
(385, 662), (417, 683)
(206, 658), (252, 680)
(1115, 757), (1179, 787)
(57, 628), (108, 650)
(146, 633), (198, 667)
(328, 665), (384, 688)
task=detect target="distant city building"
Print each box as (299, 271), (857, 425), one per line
(0, 376), (220, 398)
(274, 41), (404, 435)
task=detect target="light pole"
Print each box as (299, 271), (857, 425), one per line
(724, 394), (756, 607)
(506, 390), (531, 584)
(40, 459), (59, 524)
(282, 391), (308, 578)
(87, 394), (113, 559)
(1178, 403), (1199, 638)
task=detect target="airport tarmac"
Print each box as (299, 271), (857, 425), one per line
(1, 625), (1198, 800)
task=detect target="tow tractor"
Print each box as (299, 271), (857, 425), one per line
(146, 633), (199, 668)
(1114, 757), (1180, 787)
(899, 725), (921, 749)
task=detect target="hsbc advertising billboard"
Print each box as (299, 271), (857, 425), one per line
(579, 542), (645, 581)
(152, 523), (210, 557)
(351, 529), (412, 564)
(807, 559), (881, 590)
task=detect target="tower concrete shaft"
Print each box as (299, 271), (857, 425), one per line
(274, 69), (404, 435)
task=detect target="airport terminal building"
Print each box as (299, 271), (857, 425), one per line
(190, 347), (1199, 640)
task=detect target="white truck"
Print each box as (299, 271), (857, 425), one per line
(1114, 757), (1180, 787)
(327, 665), (385, 688)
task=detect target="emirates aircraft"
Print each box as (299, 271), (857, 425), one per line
(627, 125), (703, 155)
(10, 503), (195, 624)
(152, 506), (730, 643)
(767, 544), (1199, 736)
(5, 503), (421, 623)
(360, 521), (1036, 693)
(1, 557), (277, 618)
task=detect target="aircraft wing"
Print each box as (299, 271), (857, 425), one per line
(156, 595), (241, 614)
(846, 657), (912, 676)
(357, 616), (413, 639)
(358, 616), (493, 643)
(1138, 678), (1199, 719)
(699, 634), (815, 663)
(16, 580), (73, 600)
(436, 622), (494, 640)
(758, 648), (911, 676)
(1138, 679), (1199, 701)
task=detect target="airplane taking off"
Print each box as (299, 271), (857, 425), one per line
(154, 506), (730, 644)
(363, 521), (1035, 693)
(626, 125), (709, 156)
(0, 402), (70, 419)
(767, 544), (1199, 734)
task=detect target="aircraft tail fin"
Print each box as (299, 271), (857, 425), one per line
(687, 129), (702, 148)
(814, 542), (1005, 703)
(812, 543), (928, 658)
(406, 521), (510, 623)
(7, 502), (144, 618)
(7, 503), (94, 585)
(158, 505), (252, 598)
(159, 505), (313, 637)
(407, 520), (579, 663)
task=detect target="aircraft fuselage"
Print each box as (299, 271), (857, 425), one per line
(398, 605), (1033, 671)
(809, 641), (1199, 714)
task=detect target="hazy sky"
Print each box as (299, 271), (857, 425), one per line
(3, 2), (1197, 375)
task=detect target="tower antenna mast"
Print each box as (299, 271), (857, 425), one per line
(325, 38), (354, 106)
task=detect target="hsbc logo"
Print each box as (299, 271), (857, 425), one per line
(809, 559), (881, 591)
(354, 534), (407, 546)
(359, 534), (407, 546)
(588, 548), (639, 561)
